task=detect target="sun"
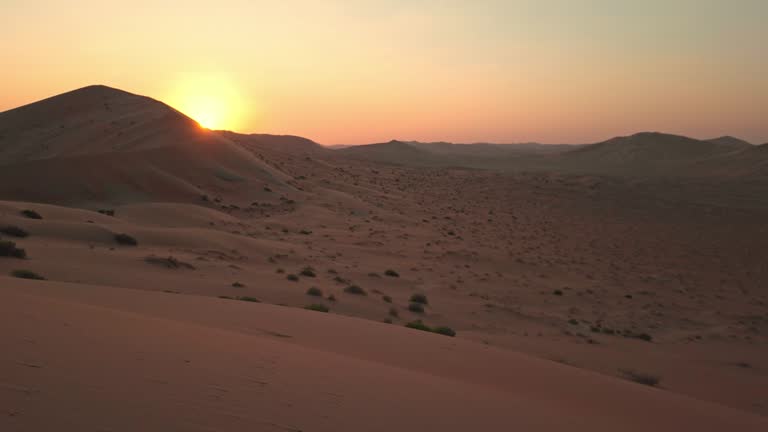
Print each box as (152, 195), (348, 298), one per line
(166, 75), (246, 131)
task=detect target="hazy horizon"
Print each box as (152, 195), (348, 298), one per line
(2, 0), (767, 144)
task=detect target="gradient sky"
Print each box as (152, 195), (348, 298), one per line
(2, 0), (767, 144)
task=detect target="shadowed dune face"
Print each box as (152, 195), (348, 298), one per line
(0, 86), (289, 205)
(1, 86), (768, 430)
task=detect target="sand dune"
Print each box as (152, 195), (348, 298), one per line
(2, 86), (767, 430)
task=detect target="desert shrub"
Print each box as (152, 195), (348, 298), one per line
(97, 209), (115, 216)
(231, 282), (245, 287)
(299, 267), (316, 277)
(405, 320), (456, 337)
(11, 269), (45, 280)
(389, 307), (399, 317)
(144, 255), (195, 269)
(382, 295), (393, 303)
(384, 269), (400, 277)
(409, 293), (428, 305)
(0, 240), (26, 259)
(0, 226), (29, 237)
(405, 320), (432, 332)
(238, 296), (261, 303)
(304, 303), (329, 312)
(433, 326), (457, 337)
(20, 209), (42, 219)
(344, 285), (366, 295)
(620, 369), (660, 387)
(408, 303), (425, 313)
(114, 233), (138, 246)
(306, 287), (323, 297)
(286, 274), (299, 282)
(553, 289), (563, 296)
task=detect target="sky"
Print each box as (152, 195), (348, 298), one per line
(1, 0), (767, 144)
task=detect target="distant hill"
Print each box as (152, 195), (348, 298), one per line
(217, 130), (328, 155)
(554, 132), (754, 176)
(336, 140), (575, 168)
(0, 85), (289, 204)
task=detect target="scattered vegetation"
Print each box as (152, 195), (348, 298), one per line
(327, 294), (337, 302)
(404, 320), (456, 337)
(114, 233), (138, 246)
(409, 293), (428, 305)
(384, 269), (400, 277)
(231, 282), (245, 288)
(0, 240), (27, 259)
(144, 256), (195, 269)
(237, 296), (261, 303)
(286, 274), (299, 282)
(306, 287), (323, 297)
(619, 369), (661, 387)
(299, 266), (317, 277)
(344, 285), (367, 295)
(11, 269), (45, 280)
(97, 209), (115, 216)
(0, 226), (29, 237)
(382, 295), (393, 303)
(20, 209), (42, 219)
(408, 303), (425, 313)
(389, 307), (399, 317)
(304, 303), (329, 313)
(553, 289), (564, 296)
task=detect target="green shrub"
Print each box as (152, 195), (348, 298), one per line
(304, 303), (329, 312)
(344, 285), (366, 295)
(433, 326), (456, 337)
(20, 209), (42, 219)
(408, 303), (425, 313)
(300, 266), (317, 277)
(409, 293), (428, 304)
(114, 233), (138, 246)
(306, 287), (323, 296)
(11, 269), (45, 280)
(0, 226), (29, 237)
(405, 320), (456, 337)
(0, 240), (26, 259)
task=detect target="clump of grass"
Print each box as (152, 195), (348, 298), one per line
(382, 295), (393, 303)
(114, 233), (138, 246)
(286, 274), (299, 282)
(0, 240), (27, 259)
(299, 267), (317, 277)
(344, 285), (366, 295)
(384, 269), (400, 277)
(619, 369), (661, 387)
(304, 303), (329, 312)
(409, 293), (428, 305)
(408, 303), (425, 313)
(405, 320), (456, 337)
(144, 255), (195, 269)
(0, 226), (29, 238)
(433, 326), (457, 337)
(306, 287), (323, 297)
(11, 269), (45, 280)
(20, 209), (42, 219)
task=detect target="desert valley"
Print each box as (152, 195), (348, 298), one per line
(0, 85), (766, 431)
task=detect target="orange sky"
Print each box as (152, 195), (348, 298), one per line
(1, 0), (767, 144)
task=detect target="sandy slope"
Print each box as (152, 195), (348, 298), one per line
(2, 86), (768, 429)
(2, 279), (766, 432)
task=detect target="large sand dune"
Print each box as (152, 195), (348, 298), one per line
(2, 86), (767, 430)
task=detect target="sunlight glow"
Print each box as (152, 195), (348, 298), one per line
(165, 75), (246, 131)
